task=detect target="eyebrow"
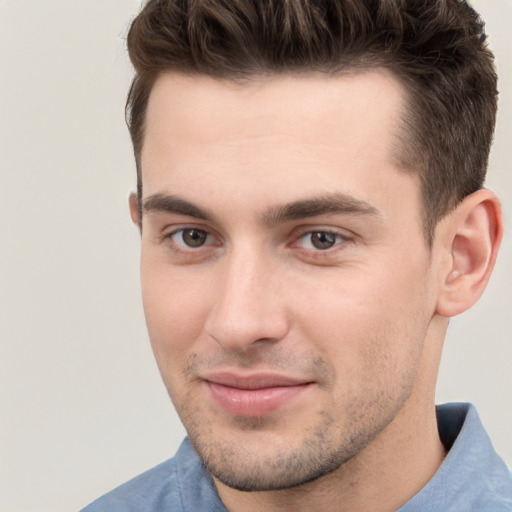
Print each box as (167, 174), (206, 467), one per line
(143, 193), (215, 221)
(263, 193), (381, 224)
(142, 192), (381, 224)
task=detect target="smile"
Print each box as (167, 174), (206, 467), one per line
(203, 372), (313, 417)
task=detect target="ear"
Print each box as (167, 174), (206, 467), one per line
(435, 189), (503, 317)
(129, 192), (141, 229)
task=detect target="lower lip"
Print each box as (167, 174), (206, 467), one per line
(206, 382), (310, 417)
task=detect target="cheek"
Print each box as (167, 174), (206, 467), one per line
(140, 260), (213, 370)
(293, 259), (431, 383)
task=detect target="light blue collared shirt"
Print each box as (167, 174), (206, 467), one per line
(82, 403), (512, 511)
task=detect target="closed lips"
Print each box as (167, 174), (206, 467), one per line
(203, 372), (313, 417)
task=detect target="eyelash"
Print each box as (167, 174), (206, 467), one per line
(163, 226), (351, 255)
(292, 230), (348, 251)
(165, 227), (219, 250)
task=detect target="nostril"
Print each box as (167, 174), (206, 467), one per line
(205, 311), (290, 352)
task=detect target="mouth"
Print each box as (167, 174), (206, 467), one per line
(203, 372), (314, 417)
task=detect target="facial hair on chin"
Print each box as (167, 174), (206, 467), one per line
(167, 350), (416, 493)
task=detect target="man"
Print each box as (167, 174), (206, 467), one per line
(83, 0), (512, 510)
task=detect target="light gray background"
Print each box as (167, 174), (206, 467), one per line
(0, 1), (510, 511)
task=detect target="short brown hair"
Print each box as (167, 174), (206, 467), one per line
(126, 0), (497, 242)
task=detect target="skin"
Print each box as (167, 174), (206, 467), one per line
(130, 70), (502, 511)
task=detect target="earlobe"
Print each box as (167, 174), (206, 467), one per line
(129, 192), (141, 229)
(436, 189), (503, 318)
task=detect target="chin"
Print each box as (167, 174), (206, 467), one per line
(186, 408), (383, 493)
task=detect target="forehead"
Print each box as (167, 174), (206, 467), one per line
(143, 70), (405, 159)
(140, 70), (416, 223)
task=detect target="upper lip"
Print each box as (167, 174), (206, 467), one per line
(203, 371), (312, 390)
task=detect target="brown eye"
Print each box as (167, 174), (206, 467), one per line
(173, 228), (210, 248)
(310, 232), (337, 249)
(182, 229), (208, 247)
(296, 231), (344, 250)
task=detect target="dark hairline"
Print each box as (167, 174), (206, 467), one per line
(129, 65), (434, 240)
(125, 0), (497, 248)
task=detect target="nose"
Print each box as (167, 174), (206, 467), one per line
(205, 248), (290, 352)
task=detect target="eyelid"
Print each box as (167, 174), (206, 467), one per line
(159, 223), (353, 253)
(291, 225), (352, 241)
(287, 226), (355, 258)
(174, 228), (210, 247)
(162, 225), (221, 249)
(299, 230), (343, 247)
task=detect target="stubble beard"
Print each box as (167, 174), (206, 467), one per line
(175, 383), (413, 493)
(163, 335), (423, 493)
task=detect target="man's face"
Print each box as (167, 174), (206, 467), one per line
(136, 71), (440, 491)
